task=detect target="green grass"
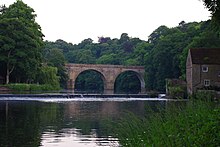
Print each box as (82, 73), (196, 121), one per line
(4, 83), (60, 92)
(114, 98), (220, 146)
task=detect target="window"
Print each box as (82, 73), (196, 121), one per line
(204, 79), (210, 87)
(202, 66), (208, 72)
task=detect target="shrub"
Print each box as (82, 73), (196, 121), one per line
(7, 83), (30, 91)
(5, 83), (60, 92)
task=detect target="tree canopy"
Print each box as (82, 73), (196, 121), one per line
(0, 0), (44, 84)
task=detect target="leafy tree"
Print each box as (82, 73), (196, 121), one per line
(77, 38), (93, 49)
(96, 53), (121, 65)
(54, 39), (73, 53)
(179, 21), (220, 78)
(148, 26), (169, 44)
(98, 36), (111, 43)
(66, 50), (78, 63)
(0, 5), (7, 14)
(145, 22), (208, 91)
(0, 0), (43, 84)
(124, 59), (139, 66)
(130, 42), (152, 65)
(44, 48), (68, 88)
(202, 0), (220, 28)
(76, 50), (96, 64)
(37, 65), (60, 89)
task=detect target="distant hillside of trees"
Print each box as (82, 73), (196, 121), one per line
(44, 20), (220, 92)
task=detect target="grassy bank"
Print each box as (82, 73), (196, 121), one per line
(2, 83), (60, 92)
(114, 96), (220, 146)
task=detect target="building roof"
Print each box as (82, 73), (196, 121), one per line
(190, 48), (220, 64)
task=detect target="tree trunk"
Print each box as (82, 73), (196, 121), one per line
(6, 63), (14, 84)
(6, 50), (14, 84)
(6, 67), (9, 84)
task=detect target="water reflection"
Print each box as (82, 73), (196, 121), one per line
(41, 128), (119, 147)
(0, 100), (166, 147)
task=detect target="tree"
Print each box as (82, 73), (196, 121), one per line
(0, 5), (7, 14)
(98, 36), (111, 44)
(76, 50), (96, 64)
(145, 22), (208, 91)
(202, 0), (220, 30)
(37, 66), (60, 90)
(96, 53), (121, 65)
(148, 26), (169, 44)
(202, 1), (220, 20)
(44, 48), (68, 88)
(0, 18), (22, 84)
(0, 1), (44, 84)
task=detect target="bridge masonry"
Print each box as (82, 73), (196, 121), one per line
(66, 64), (146, 94)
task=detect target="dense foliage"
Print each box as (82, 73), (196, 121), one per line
(0, 1), (62, 90)
(0, 0), (44, 84)
(202, 0), (220, 29)
(114, 97), (220, 146)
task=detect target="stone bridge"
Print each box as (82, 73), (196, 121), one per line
(66, 64), (145, 94)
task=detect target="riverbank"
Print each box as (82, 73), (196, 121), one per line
(0, 83), (60, 93)
(113, 96), (220, 146)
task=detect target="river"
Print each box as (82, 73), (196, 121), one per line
(0, 97), (170, 147)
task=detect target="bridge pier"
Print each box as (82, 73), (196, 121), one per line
(104, 89), (114, 94)
(67, 79), (75, 92)
(104, 81), (114, 94)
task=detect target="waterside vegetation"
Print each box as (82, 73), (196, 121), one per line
(1, 83), (59, 92)
(113, 94), (220, 146)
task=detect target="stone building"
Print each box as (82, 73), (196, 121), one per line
(186, 48), (220, 94)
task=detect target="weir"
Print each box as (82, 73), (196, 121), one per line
(0, 94), (178, 103)
(0, 94), (153, 98)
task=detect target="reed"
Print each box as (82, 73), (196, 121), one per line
(114, 97), (220, 146)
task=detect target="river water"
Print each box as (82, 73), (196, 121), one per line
(0, 97), (170, 147)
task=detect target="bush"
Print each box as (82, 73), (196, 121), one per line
(5, 83), (60, 92)
(7, 83), (30, 91)
(193, 90), (217, 101)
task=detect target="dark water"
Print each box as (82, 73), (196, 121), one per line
(0, 98), (167, 147)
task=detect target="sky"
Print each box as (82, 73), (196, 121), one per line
(1, 0), (211, 44)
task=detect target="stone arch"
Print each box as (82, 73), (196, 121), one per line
(66, 63), (145, 94)
(72, 69), (107, 93)
(114, 70), (145, 94)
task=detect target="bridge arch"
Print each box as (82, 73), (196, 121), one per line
(114, 70), (145, 94)
(74, 69), (107, 93)
(66, 64), (146, 94)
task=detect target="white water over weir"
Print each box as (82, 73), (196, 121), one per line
(0, 94), (186, 102)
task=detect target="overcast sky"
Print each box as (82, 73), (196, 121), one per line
(1, 0), (210, 44)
